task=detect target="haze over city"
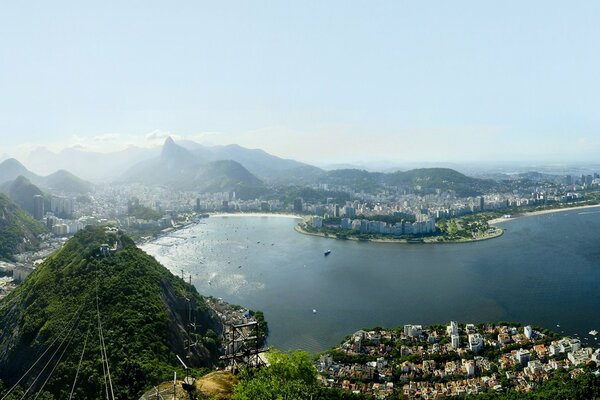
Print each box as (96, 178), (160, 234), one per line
(2, 1), (600, 165)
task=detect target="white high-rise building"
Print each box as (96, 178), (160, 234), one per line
(404, 324), (423, 338)
(447, 321), (459, 336)
(468, 333), (484, 353)
(451, 334), (460, 350)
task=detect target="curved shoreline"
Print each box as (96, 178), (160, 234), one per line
(294, 224), (504, 245)
(488, 202), (600, 225)
(210, 212), (303, 219)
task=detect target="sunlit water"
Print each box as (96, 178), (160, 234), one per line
(141, 209), (600, 353)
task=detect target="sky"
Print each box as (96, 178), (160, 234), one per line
(1, 1), (600, 165)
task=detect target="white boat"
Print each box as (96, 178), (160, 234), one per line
(589, 330), (598, 336)
(312, 309), (317, 314)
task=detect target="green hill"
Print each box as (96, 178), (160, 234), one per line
(188, 160), (263, 193)
(0, 175), (45, 216)
(386, 167), (495, 196)
(320, 167), (495, 196)
(0, 193), (46, 260)
(43, 169), (94, 194)
(0, 226), (222, 399)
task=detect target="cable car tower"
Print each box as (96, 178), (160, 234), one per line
(219, 319), (268, 373)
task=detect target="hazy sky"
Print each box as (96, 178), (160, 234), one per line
(1, 1), (600, 164)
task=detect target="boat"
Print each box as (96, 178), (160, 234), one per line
(324, 250), (331, 256)
(590, 330), (598, 336)
(312, 309), (317, 314)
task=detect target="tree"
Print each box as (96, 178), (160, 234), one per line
(232, 350), (318, 400)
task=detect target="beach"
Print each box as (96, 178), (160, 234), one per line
(488, 203), (600, 225)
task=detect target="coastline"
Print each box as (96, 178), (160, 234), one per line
(143, 204), (600, 247)
(488, 203), (600, 225)
(210, 212), (303, 219)
(294, 224), (504, 245)
(135, 212), (302, 245)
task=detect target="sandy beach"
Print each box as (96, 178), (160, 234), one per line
(488, 203), (600, 225)
(210, 212), (303, 219)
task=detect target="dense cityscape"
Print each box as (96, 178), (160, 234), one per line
(319, 322), (600, 399)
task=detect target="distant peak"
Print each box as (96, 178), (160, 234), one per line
(1, 158), (25, 167)
(161, 136), (180, 157)
(13, 175), (31, 184)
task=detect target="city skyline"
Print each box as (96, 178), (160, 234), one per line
(2, 1), (600, 164)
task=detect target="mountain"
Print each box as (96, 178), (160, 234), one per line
(0, 194), (46, 260)
(385, 168), (494, 196)
(161, 136), (198, 168)
(26, 146), (159, 181)
(122, 138), (265, 196)
(318, 167), (495, 196)
(0, 226), (222, 399)
(0, 159), (93, 194)
(186, 143), (323, 183)
(43, 169), (94, 193)
(25, 140), (320, 184)
(0, 176), (45, 216)
(189, 159), (263, 192)
(0, 158), (38, 184)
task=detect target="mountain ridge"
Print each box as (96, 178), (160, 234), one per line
(0, 175), (45, 216)
(121, 138), (266, 196)
(0, 159), (94, 194)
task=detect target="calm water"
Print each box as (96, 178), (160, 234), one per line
(141, 210), (600, 353)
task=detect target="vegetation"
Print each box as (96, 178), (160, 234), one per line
(128, 197), (162, 220)
(0, 175), (45, 216)
(0, 193), (46, 260)
(466, 368), (600, 399)
(436, 212), (502, 242)
(321, 167), (497, 196)
(0, 226), (222, 399)
(43, 169), (94, 193)
(277, 186), (352, 207)
(232, 350), (369, 400)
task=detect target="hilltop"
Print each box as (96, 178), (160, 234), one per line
(0, 176), (45, 217)
(0, 193), (46, 260)
(0, 159), (93, 194)
(0, 226), (222, 399)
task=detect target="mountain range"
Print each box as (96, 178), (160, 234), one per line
(120, 137), (265, 197)
(120, 137), (497, 196)
(120, 136), (323, 189)
(4, 138), (502, 197)
(24, 140), (320, 184)
(0, 158), (94, 194)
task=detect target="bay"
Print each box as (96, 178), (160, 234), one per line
(140, 209), (600, 353)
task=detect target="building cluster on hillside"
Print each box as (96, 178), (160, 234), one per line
(317, 322), (600, 399)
